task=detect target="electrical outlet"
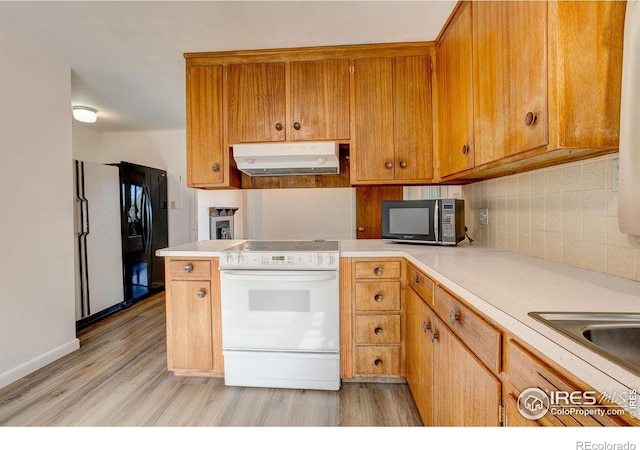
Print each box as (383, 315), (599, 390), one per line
(479, 208), (489, 225)
(612, 158), (619, 192)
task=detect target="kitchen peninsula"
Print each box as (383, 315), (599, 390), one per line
(157, 240), (640, 426)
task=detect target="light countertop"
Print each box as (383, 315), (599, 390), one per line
(157, 239), (640, 410)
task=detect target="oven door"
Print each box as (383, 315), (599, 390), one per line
(220, 270), (339, 353)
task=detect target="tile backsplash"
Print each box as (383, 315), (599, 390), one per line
(462, 154), (640, 281)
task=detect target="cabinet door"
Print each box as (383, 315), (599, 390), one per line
(405, 287), (434, 426)
(432, 315), (501, 426)
(506, 0), (548, 155)
(166, 280), (213, 371)
(290, 59), (350, 141)
(394, 55), (434, 181)
(227, 62), (286, 143)
(355, 186), (402, 239)
(437, 2), (474, 177)
(352, 57), (395, 182)
(187, 65), (225, 186)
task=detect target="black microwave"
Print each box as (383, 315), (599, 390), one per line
(381, 199), (465, 245)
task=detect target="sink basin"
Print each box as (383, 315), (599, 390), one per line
(528, 312), (640, 375)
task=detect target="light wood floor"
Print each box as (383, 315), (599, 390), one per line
(0, 292), (422, 426)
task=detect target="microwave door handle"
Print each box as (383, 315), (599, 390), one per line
(434, 201), (439, 243)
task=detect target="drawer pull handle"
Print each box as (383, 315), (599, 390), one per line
(374, 267), (383, 276)
(413, 276), (420, 284)
(374, 359), (383, 367)
(422, 322), (430, 332)
(197, 288), (207, 298)
(374, 294), (383, 302)
(184, 263), (193, 273)
(211, 163), (220, 172)
(449, 311), (460, 325)
(374, 327), (383, 335)
(429, 331), (438, 342)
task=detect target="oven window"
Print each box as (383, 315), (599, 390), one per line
(389, 207), (430, 235)
(248, 290), (311, 312)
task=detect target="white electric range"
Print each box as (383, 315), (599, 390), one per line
(219, 240), (341, 390)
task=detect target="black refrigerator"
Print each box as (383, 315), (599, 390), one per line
(119, 162), (168, 307)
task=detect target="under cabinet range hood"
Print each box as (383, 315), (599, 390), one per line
(233, 142), (340, 176)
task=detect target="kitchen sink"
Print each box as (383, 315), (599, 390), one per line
(528, 312), (640, 375)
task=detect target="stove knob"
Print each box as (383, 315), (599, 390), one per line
(326, 255), (335, 266)
(225, 253), (233, 265)
(236, 254), (245, 264)
(314, 255), (324, 265)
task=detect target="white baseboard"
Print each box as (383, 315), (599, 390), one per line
(0, 339), (80, 390)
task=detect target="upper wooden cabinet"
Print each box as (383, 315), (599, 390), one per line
(436, 1), (474, 178)
(227, 62), (287, 143)
(352, 55), (434, 184)
(227, 60), (350, 143)
(186, 64), (239, 188)
(289, 59), (351, 141)
(436, 0), (625, 182)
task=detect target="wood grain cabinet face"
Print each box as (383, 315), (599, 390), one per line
(227, 59), (350, 144)
(351, 258), (404, 378)
(473, 1), (548, 167)
(165, 257), (223, 374)
(227, 62), (287, 143)
(406, 267), (501, 427)
(436, 1), (474, 178)
(289, 59), (350, 141)
(352, 55), (434, 184)
(505, 339), (632, 427)
(186, 65), (226, 187)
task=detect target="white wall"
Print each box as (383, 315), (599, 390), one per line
(72, 127), (195, 246)
(0, 30), (79, 389)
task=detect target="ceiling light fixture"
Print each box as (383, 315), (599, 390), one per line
(72, 106), (98, 123)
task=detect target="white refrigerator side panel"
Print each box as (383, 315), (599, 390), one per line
(84, 162), (124, 314)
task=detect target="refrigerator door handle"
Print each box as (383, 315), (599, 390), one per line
(141, 185), (153, 256)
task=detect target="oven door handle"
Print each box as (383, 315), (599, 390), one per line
(221, 271), (338, 283)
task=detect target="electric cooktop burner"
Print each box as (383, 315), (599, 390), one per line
(225, 240), (339, 253)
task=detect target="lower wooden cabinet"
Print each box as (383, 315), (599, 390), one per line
(165, 257), (223, 375)
(505, 339), (636, 426)
(406, 279), (501, 426)
(350, 258), (404, 378)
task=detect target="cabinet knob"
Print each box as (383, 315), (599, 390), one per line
(184, 263), (193, 273)
(399, 160), (407, 168)
(449, 311), (460, 325)
(374, 359), (383, 367)
(413, 276), (420, 285)
(384, 161), (393, 169)
(293, 122), (301, 130)
(374, 266), (383, 276)
(374, 327), (383, 335)
(197, 288), (207, 298)
(422, 322), (430, 332)
(275, 122), (283, 131)
(524, 112), (538, 126)
(462, 144), (469, 155)
(374, 293), (383, 302)
(211, 164), (220, 172)
(357, 227), (365, 232)
(429, 330), (439, 342)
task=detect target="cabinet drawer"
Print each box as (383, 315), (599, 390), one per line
(406, 263), (434, 305)
(354, 260), (401, 279)
(169, 259), (212, 279)
(354, 281), (400, 311)
(506, 340), (628, 426)
(434, 286), (501, 374)
(355, 346), (401, 375)
(354, 314), (401, 344)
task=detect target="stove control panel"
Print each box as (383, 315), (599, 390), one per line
(221, 252), (339, 270)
